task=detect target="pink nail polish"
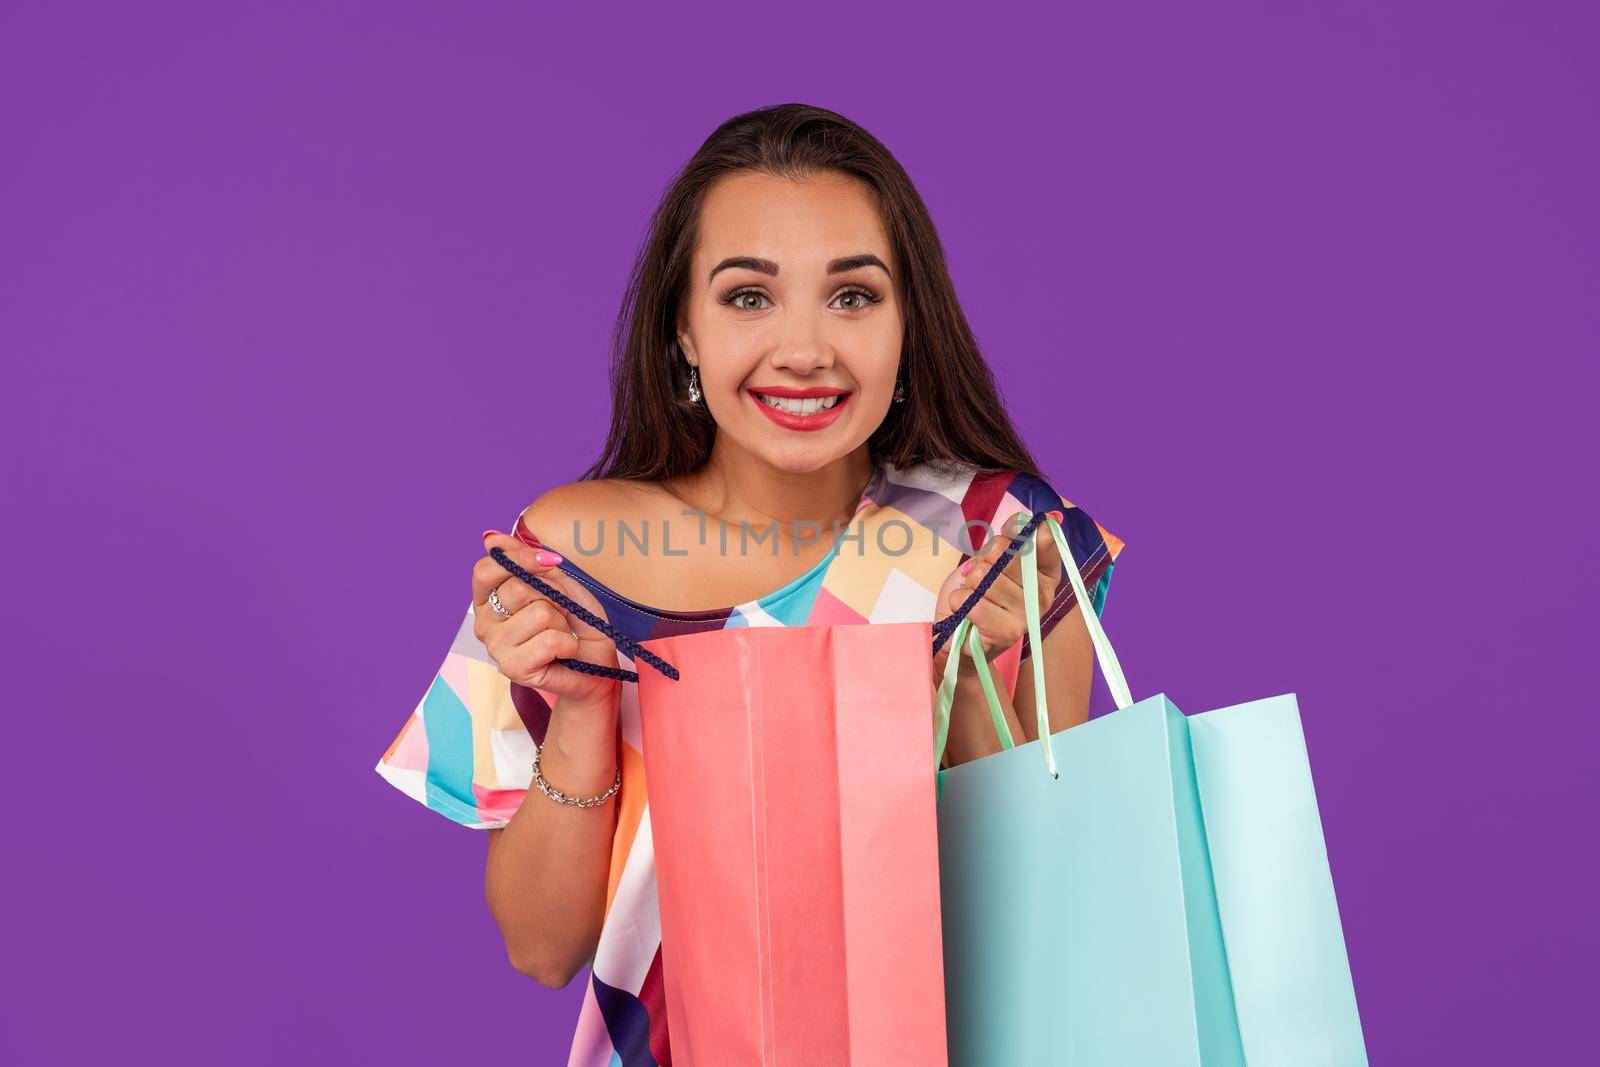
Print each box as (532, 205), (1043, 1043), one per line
(482, 528), (505, 541)
(961, 558), (974, 576)
(535, 549), (564, 567)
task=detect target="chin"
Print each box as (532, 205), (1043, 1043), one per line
(764, 451), (836, 474)
(753, 443), (853, 475)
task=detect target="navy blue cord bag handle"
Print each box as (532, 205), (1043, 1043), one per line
(486, 509), (1047, 684)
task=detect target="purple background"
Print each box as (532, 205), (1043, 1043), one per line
(5, 2), (1593, 1063)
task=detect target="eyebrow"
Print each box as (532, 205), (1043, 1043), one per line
(707, 254), (891, 283)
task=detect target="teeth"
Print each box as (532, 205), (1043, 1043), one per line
(757, 393), (841, 415)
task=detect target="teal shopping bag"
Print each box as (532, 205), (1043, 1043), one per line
(933, 513), (1368, 1066)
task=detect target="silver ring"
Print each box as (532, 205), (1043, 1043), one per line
(487, 584), (512, 617)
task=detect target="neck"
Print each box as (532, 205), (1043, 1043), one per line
(671, 445), (877, 534)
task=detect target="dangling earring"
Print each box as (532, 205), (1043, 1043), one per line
(893, 377), (907, 403)
(687, 365), (702, 403)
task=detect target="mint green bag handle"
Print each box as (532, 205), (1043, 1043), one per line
(934, 511), (1133, 777)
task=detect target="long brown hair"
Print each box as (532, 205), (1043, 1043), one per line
(580, 102), (1043, 484)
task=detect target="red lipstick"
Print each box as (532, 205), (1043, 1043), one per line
(748, 386), (852, 432)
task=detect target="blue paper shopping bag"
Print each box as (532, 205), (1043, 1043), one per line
(933, 512), (1368, 1066)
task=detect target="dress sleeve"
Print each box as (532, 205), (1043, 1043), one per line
(373, 598), (557, 828)
(986, 469), (1126, 663)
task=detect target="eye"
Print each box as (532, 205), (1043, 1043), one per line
(832, 285), (884, 312)
(717, 284), (886, 314)
(720, 287), (772, 311)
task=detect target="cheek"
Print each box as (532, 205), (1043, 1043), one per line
(698, 362), (764, 409)
(694, 350), (751, 387)
(844, 352), (900, 400)
(870, 340), (905, 387)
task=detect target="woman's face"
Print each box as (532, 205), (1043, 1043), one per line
(677, 170), (904, 473)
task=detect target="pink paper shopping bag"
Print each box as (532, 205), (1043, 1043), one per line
(636, 622), (948, 1066)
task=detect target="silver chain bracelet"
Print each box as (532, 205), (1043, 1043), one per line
(531, 744), (621, 808)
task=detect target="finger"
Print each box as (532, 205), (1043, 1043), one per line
(985, 508), (1067, 593)
(959, 549), (1027, 603)
(475, 535), (607, 628)
(479, 539), (622, 653)
(472, 566), (545, 640)
(475, 570), (540, 625)
(472, 542), (569, 645)
(953, 563), (1017, 614)
(993, 517), (1063, 611)
(947, 572), (1024, 638)
(936, 536), (1016, 631)
(474, 534), (563, 609)
(971, 514), (1030, 588)
(942, 599), (1017, 661)
(500, 627), (586, 689)
(514, 557), (613, 642)
(1032, 509), (1067, 585)
(494, 598), (575, 649)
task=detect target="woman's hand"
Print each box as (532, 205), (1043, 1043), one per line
(473, 533), (622, 710)
(930, 509), (1066, 683)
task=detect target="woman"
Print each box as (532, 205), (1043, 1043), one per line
(374, 103), (1125, 1066)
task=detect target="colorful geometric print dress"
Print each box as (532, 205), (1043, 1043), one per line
(374, 457), (1126, 1067)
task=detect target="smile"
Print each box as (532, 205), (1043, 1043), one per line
(754, 393), (842, 415)
(748, 389), (852, 432)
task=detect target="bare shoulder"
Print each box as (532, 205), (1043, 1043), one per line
(516, 476), (669, 545)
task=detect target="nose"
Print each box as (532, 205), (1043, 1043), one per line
(767, 327), (836, 376)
